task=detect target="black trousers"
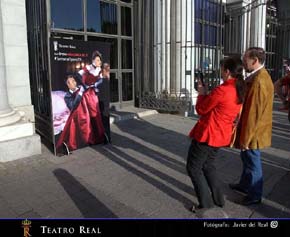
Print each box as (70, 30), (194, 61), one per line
(98, 99), (111, 143)
(102, 115), (111, 142)
(186, 140), (224, 208)
(288, 102), (290, 123)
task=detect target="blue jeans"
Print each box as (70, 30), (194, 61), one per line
(239, 149), (263, 200)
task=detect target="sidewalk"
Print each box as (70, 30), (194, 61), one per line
(0, 103), (289, 219)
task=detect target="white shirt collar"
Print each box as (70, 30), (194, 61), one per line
(89, 64), (101, 76)
(69, 87), (78, 94)
(246, 64), (264, 79)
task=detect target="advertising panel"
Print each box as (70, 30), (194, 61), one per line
(50, 39), (110, 155)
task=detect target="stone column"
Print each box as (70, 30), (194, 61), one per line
(250, 0), (267, 48)
(174, 0), (181, 94)
(153, 0), (161, 93)
(189, 0), (198, 115)
(0, 1), (21, 126)
(0, 0), (41, 162)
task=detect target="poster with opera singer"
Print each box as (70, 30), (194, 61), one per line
(50, 38), (111, 156)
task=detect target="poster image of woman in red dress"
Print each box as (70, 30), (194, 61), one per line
(78, 50), (103, 87)
(77, 50), (111, 143)
(56, 74), (105, 155)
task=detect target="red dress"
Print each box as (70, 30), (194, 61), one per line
(56, 89), (105, 152)
(81, 65), (102, 85)
(56, 65), (105, 154)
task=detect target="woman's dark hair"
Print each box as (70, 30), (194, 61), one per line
(65, 74), (76, 83)
(221, 57), (246, 104)
(91, 50), (102, 62)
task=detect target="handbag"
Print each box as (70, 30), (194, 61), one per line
(230, 106), (243, 148)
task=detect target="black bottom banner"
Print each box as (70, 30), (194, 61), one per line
(1, 219), (288, 236)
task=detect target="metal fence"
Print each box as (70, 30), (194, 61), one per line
(136, 0), (224, 114)
(265, 0), (279, 80)
(224, 0), (268, 56)
(136, 0), (290, 114)
(224, 0), (283, 80)
(26, 0), (53, 150)
(275, 9), (290, 79)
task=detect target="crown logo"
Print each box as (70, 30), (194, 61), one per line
(22, 219), (32, 237)
(22, 219), (31, 226)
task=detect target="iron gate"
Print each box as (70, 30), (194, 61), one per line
(135, 0), (224, 114)
(224, 0), (281, 80)
(26, 0), (53, 150)
(275, 8), (290, 79)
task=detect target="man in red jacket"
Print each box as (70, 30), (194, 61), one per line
(187, 57), (245, 211)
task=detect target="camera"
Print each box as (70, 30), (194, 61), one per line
(194, 71), (205, 91)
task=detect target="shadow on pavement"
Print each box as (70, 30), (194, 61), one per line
(114, 118), (190, 159)
(109, 109), (290, 218)
(225, 191), (290, 218)
(111, 132), (187, 175)
(271, 112), (290, 151)
(95, 144), (195, 210)
(53, 168), (118, 218)
(266, 172), (290, 210)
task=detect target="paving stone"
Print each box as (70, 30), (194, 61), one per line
(0, 106), (289, 219)
(17, 210), (41, 218)
(11, 201), (34, 216)
(196, 207), (229, 219)
(0, 206), (17, 218)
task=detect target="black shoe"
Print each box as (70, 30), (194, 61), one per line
(215, 203), (225, 208)
(229, 183), (247, 195)
(242, 196), (262, 206)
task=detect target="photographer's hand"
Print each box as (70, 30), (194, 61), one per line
(197, 80), (207, 95)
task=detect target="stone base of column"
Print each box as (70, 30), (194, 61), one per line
(15, 105), (36, 123)
(0, 121), (41, 162)
(0, 110), (22, 127)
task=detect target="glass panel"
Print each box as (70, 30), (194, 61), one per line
(195, 0), (202, 19)
(203, 0), (209, 21)
(204, 25), (217, 46)
(195, 0), (221, 23)
(122, 73), (133, 101)
(87, 1), (117, 34)
(88, 36), (118, 69)
(121, 6), (132, 36)
(121, 39), (132, 69)
(51, 0), (83, 31)
(209, 1), (217, 22)
(195, 22), (201, 44)
(87, 0), (101, 32)
(98, 1), (118, 34)
(110, 73), (119, 102)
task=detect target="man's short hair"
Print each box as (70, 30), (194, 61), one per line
(245, 47), (266, 64)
